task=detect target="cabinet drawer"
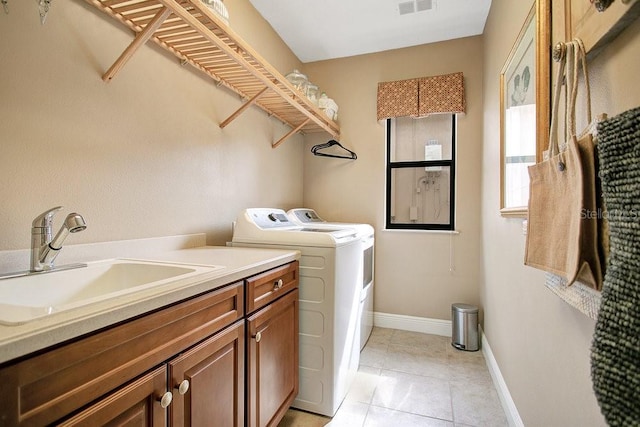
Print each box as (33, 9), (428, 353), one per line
(0, 281), (244, 427)
(246, 261), (299, 314)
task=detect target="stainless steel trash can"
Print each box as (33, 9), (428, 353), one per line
(451, 303), (479, 351)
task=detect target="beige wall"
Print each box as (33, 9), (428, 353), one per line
(4, 1), (638, 423)
(0, 0), (303, 254)
(302, 37), (483, 320)
(481, 0), (640, 426)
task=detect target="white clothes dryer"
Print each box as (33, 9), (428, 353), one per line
(231, 208), (361, 417)
(287, 208), (375, 350)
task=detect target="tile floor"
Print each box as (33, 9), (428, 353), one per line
(278, 327), (508, 427)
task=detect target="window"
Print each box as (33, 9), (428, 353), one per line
(377, 72), (464, 230)
(385, 114), (456, 231)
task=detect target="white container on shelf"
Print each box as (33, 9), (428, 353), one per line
(306, 83), (319, 105)
(318, 93), (338, 121)
(201, 0), (229, 24)
(285, 69), (309, 93)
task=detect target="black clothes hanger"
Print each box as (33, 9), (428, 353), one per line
(311, 140), (357, 160)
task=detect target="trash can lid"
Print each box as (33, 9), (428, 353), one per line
(452, 303), (478, 313)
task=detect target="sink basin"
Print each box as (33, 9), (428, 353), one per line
(0, 259), (223, 325)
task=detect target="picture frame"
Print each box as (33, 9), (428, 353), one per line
(499, 1), (551, 217)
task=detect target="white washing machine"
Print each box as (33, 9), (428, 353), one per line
(231, 208), (361, 417)
(288, 208), (375, 350)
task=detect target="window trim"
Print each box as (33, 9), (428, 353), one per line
(385, 115), (456, 231)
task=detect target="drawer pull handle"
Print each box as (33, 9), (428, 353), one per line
(254, 331), (262, 342)
(273, 279), (283, 290)
(159, 391), (173, 408)
(177, 379), (190, 395)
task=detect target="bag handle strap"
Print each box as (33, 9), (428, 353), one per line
(548, 38), (592, 158)
(566, 40), (577, 143)
(577, 38), (592, 126)
(567, 38), (592, 138)
(548, 41), (570, 157)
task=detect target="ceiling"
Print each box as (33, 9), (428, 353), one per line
(249, 0), (492, 63)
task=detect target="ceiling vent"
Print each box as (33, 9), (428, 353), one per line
(398, 1), (415, 15)
(398, 0), (434, 15)
(416, 0), (433, 12)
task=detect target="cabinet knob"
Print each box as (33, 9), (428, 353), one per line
(176, 379), (190, 395)
(273, 279), (283, 291)
(159, 391), (173, 408)
(254, 331), (262, 342)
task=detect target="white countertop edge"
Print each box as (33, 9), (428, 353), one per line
(0, 246), (299, 365)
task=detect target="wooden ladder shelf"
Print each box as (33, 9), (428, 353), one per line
(85, 0), (340, 147)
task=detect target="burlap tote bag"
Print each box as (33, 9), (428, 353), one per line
(524, 39), (603, 290)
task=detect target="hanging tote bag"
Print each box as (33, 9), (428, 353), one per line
(524, 39), (603, 290)
(567, 38), (604, 289)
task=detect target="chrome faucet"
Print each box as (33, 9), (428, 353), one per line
(30, 206), (87, 272)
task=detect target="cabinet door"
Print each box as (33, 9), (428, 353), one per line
(247, 289), (299, 427)
(56, 366), (168, 426)
(168, 320), (245, 427)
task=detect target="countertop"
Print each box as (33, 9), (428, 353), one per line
(0, 246), (299, 365)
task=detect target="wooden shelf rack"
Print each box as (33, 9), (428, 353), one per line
(85, 0), (340, 148)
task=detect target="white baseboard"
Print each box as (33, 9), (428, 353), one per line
(480, 326), (524, 427)
(373, 311), (452, 337)
(372, 312), (523, 427)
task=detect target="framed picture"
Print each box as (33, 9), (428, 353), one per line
(500, 2), (550, 217)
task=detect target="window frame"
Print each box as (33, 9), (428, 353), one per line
(385, 115), (457, 231)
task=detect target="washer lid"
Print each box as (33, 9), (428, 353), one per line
(232, 208), (359, 247)
(287, 208), (374, 238)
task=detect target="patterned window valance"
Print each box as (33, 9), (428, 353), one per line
(376, 78), (419, 121)
(377, 72), (465, 121)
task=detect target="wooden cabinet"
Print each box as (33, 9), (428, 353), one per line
(246, 261), (299, 427)
(59, 319), (246, 427)
(247, 289), (299, 427)
(0, 261), (299, 427)
(0, 281), (244, 426)
(168, 320), (245, 427)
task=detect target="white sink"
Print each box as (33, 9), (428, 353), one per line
(0, 259), (223, 325)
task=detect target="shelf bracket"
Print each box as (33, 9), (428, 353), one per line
(272, 118), (310, 149)
(220, 86), (270, 129)
(102, 6), (172, 82)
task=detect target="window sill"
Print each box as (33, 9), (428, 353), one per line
(383, 228), (461, 235)
(500, 207), (528, 218)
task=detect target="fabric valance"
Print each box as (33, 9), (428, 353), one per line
(376, 72), (465, 121)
